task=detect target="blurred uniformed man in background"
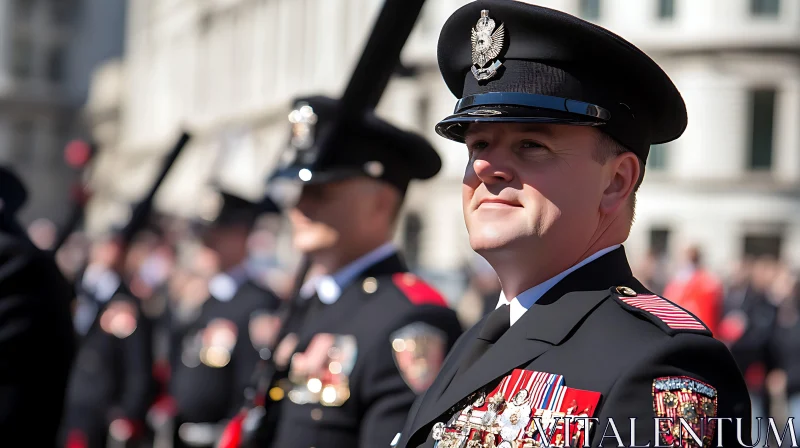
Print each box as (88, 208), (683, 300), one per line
(62, 228), (158, 447)
(0, 165), (76, 447)
(168, 189), (282, 448)
(241, 95), (463, 448)
(396, 2), (751, 447)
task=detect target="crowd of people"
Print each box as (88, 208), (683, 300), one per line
(637, 247), (800, 443)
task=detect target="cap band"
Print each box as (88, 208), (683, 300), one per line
(455, 92), (612, 121)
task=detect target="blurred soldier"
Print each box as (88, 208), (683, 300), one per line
(241, 96), (463, 448)
(0, 165), (76, 447)
(62, 231), (158, 448)
(768, 266), (800, 441)
(721, 256), (779, 443)
(168, 190), (282, 448)
(663, 245), (724, 335)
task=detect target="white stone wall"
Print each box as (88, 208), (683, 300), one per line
(99, 0), (800, 278)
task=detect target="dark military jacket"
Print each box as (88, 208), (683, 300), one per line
(263, 252), (463, 448)
(169, 274), (280, 426)
(0, 232), (76, 447)
(64, 266), (156, 446)
(398, 246), (752, 448)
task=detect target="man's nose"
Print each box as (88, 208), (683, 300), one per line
(473, 153), (514, 184)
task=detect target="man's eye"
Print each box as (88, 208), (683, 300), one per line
(467, 141), (489, 154)
(520, 140), (545, 149)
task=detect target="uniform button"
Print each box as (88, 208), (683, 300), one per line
(362, 277), (378, 294)
(615, 286), (637, 296)
(311, 408), (323, 421)
(269, 386), (285, 401)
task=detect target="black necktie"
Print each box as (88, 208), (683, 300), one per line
(458, 303), (511, 373)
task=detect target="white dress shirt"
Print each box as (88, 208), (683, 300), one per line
(208, 263), (250, 302)
(496, 245), (621, 325)
(300, 241), (398, 305)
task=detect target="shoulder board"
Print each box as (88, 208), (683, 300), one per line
(391, 273), (448, 307)
(610, 286), (711, 336)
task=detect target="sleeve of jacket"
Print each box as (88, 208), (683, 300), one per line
(229, 316), (262, 417)
(358, 306), (462, 448)
(0, 236), (76, 439)
(119, 300), (157, 422)
(592, 333), (753, 448)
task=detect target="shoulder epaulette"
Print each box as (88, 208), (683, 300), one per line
(611, 286), (711, 336)
(391, 273), (448, 307)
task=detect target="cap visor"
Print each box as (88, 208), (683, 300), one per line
(435, 105), (606, 142)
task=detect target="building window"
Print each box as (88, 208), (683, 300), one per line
(11, 34), (33, 79)
(658, 0), (675, 19)
(743, 233), (782, 259)
(649, 227), (671, 256)
(747, 88), (776, 170)
(580, 0), (601, 20)
(403, 212), (423, 270)
(648, 143), (668, 170)
(12, 120), (36, 164)
(751, 0), (780, 16)
(46, 47), (65, 83)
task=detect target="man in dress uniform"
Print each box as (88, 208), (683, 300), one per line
(0, 166), (76, 447)
(396, 2), (752, 448)
(63, 231), (158, 447)
(168, 189), (282, 448)
(246, 95), (463, 448)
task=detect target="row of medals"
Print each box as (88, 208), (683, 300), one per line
(433, 391), (582, 448)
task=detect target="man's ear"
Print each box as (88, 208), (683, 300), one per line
(600, 152), (639, 215)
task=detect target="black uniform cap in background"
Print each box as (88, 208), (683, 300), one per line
(205, 190), (279, 229)
(435, 0), (688, 162)
(0, 165), (28, 236)
(0, 165), (27, 217)
(269, 95), (442, 196)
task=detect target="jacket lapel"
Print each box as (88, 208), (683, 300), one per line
(297, 252), (408, 348)
(407, 246), (634, 444)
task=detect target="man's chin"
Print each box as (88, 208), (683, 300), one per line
(469, 234), (519, 254)
(292, 236), (335, 256)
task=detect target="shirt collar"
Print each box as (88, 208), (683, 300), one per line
(310, 241), (398, 305)
(82, 264), (120, 303)
(496, 244), (621, 325)
(209, 263), (250, 302)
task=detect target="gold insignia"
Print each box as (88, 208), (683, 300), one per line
(99, 300), (138, 339)
(268, 387), (284, 401)
(362, 277), (378, 294)
(653, 376), (718, 448)
(200, 319), (238, 368)
(471, 9), (505, 81)
(615, 286), (637, 296)
(663, 391), (678, 408)
(287, 334), (357, 407)
(390, 322), (447, 394)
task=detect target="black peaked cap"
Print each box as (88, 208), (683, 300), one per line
(435, 0), (688, 161)
(270, 95), (442, 194)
